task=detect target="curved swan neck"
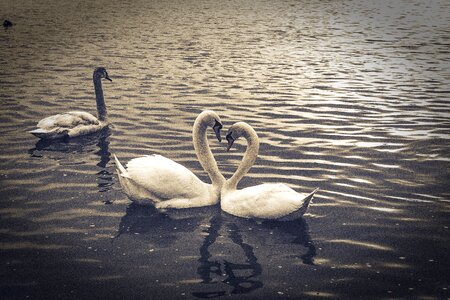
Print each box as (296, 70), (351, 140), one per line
(93, 75), (107, 121)
(225, 125), (259, 191)
(193, 113), (225, 186)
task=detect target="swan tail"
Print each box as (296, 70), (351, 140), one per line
(279, 188), (319, 221)
(114, 158), (133, 198)
(116, 168), (133, 198)
(300, 187), (319, 212)
(113, 154), (128, 176)
(114, 163), (159, 205)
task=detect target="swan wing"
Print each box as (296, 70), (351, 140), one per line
(223, 183), (312, 219)
(124, 155), (207, 201)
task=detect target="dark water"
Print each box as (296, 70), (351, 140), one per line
(1, 0), (449, 298)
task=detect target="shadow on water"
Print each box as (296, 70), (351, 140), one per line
(116, 203), (220, 247)
(262, 218), (316, 265)
(27, 128), (114, 195)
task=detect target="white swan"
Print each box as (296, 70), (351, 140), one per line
(114, 110), (226, 209)
(221, 122), (318, 221)
(29, 67), (112, 139)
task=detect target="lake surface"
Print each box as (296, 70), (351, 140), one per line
(1, 0), (449, 298)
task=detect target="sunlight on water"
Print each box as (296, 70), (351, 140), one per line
(328, 238), (395, 250)
(0, 0), (449, 298)
(0, 242), (69, 250)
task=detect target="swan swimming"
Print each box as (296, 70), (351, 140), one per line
(114, 110), (226, 209)
(221, 122), (318, 220)
(3, 20), (13, 28)
(29, 67), (112, 139)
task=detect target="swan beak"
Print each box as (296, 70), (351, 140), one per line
(105, 75), (112, 82)
(213, 121), (222, 142)
(226, 134), (235, 152)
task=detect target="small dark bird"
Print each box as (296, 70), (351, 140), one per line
(3, 20), (13, 28)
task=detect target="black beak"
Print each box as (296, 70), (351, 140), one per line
(213, 120), (222, 142)
(105, 74), (112, 82)
(226, 133), (235, 152)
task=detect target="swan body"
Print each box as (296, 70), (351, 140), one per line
(30, 67), (112, 139)
(221, 122), (318, 221)
(221, 183), (318, 221)
(30, 111), (107, 139)
(115, 154), (213, 206)
(114, 110), (225, 209)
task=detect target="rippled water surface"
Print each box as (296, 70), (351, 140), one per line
(1, 0), (450, 298)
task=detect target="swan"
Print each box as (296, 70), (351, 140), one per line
(114, 110), (226, 209)
(29, 67), (112, 139)
(221, 122), (318, 221)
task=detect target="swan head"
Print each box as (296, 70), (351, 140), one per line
(225, 122), (257, 151)
(197, 110), (223, 142)
(94, 67), (112, 82)
(226, 132), (235, 151)
(213, 119), (222, 142)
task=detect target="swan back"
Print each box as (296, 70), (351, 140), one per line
(222, 183), (314, 219)
(29, 111), (105, 139)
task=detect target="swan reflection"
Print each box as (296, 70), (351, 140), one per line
(116, 204), (315, 297)
(28, 128), (114, 195)
(222, 222), (263, 294)
(197, 215), (222, 285)
(193, 214), (263, 298)
(116, 204), (219, 247)
(95, 132), (113, 195)
(262, 218), (316, 265)
(194, 214), (316, 298)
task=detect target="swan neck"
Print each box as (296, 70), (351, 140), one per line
(193, 116), (225, 186)
(94, 75), (107, 121)
(225, 128), (259, 191)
